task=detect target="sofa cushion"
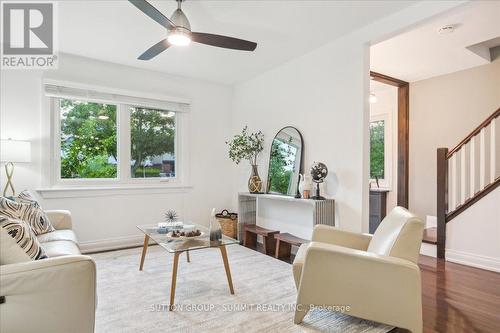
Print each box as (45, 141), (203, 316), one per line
(0, 196), (55, 235)
(0, 216), (47, 264)
(40, 240), (81, 257)
(37, 229), (78, 244)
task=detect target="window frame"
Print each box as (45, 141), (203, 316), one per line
(47, 90), (189, 189)
(369, 113), (392, 189)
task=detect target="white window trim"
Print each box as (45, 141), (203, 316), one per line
(369, 113), (392, 190)
(39, 81), (191, 194)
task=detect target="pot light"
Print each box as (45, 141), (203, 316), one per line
(168, 29), (191, 46)
(369, 92), (377, 104)
(438, 25), (455, 35)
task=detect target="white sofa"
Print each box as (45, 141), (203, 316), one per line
(0, 210), (96, 333)
(293, 207), (424, 333)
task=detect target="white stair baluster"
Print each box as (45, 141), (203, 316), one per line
(470, 136), (476, 197)
(450, 154), (457, 211)
(490, 118), (496, 183)
(460, 146), (466, 205)
(480, 128), (486, 189)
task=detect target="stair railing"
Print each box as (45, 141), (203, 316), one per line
(436, 107), (499, 259)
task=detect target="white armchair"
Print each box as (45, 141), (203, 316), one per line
(0, 210), (96, 333)
(293, 207), (424, 333)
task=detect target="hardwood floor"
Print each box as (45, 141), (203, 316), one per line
(271, 247), (500, 333)
(416, 256), (500, 333)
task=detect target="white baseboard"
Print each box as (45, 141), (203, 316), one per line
(446, 249), (500, 273)
(79, 235), (145, 254)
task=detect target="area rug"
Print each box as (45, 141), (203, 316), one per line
(91, 245), (393, 333)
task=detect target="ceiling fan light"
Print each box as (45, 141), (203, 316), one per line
(168, 30), (191, 46)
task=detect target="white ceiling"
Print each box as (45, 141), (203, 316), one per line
(371, 1), (500, 83)
(58, 0), (415, 85)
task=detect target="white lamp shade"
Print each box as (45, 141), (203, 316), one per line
(1, 139), (31, 163)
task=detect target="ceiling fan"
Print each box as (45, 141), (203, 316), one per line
(129, 0), (258, 60)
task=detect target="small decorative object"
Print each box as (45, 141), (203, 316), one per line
(298, 174), (313, 198)
(310, 162), (328, 200)
(209, 208), (222, 242)
(164, 209), (179, 223)
(226, 126), (265, 193)
(303, 189), (311, 199)
(169, 229), (202, 238)
(215, 209), (238, 238)
(157, 222), (169, 234)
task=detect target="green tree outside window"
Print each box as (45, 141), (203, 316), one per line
(370, 120), (385, 180)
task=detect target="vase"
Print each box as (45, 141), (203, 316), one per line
(209, 208), (222, 243)
(298, 174), (313, 198)
(248, 165), (262, 193)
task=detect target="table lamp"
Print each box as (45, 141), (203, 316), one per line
(1, 139), (31, 197)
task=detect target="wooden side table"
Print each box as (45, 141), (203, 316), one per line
(274, 233), (309, 259)
(243, 224), (279, 255)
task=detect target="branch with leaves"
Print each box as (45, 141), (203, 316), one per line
(226, 126), (264, 166)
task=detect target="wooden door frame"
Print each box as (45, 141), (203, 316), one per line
(370, 71), (410, 208)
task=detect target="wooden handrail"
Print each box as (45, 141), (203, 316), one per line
(447, 107), (500, 158)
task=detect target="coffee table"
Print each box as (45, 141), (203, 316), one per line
(137, 224), (238, 310)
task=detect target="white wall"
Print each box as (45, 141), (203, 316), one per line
(0, 54), (235, 251)
(446, 187), (500, 272)
(231, 1), (463, 233)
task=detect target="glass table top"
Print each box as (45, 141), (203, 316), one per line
(137, 223), (239, 253)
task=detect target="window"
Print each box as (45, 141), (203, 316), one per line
(130, 107), (176, 178)
(60, 99), (118, 179)
(369, 113), (392, 188)
(370, 119), (385, 180)
(47, 83), (189, 187)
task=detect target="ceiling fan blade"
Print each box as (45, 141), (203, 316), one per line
(191, 32), (257, 51)
(128, 0), (176, 30)
(138, 39), (170, 60)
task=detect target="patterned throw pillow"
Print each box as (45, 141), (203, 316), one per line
(0, 195), (55, 235)
(0, 215), (47, 264)
(15, 190), (42, 206)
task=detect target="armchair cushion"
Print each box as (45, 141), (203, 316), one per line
(0, 216), (47, 264)
(367, 207), (424, 263)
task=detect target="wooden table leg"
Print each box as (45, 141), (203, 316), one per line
(169, 252), (181, 311)
(139, 235), (149, 271)
(186, 250), (190, 263)
(219, 245), (234, 295)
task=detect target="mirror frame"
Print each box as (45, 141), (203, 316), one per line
(265, 126), (304, 197)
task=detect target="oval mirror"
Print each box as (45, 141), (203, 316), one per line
(266, 126), (303, 196)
